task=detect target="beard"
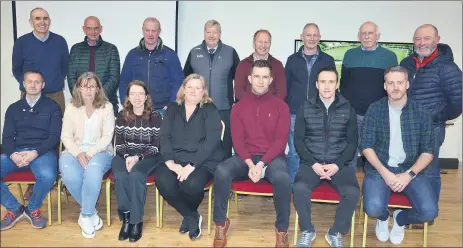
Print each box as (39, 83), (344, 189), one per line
(415, 45), (436, 57)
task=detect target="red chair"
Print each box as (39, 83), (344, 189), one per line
(2, 169), (53, 226)
(361, 192), (428, 247)
(228, 179), (274, 215)
(293, 183), (356, 247)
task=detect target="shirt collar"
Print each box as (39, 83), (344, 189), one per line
(26, 94), (41, 108)
(253, 53), (269, 61)
(33, 31), (50, 42)
(361, 43), (379, 51)
(207, 44), (218, 53)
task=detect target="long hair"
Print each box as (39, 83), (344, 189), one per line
(122, 80), (154, 123)
(176, 73), (213, 107)
(71, 72), (108, 108)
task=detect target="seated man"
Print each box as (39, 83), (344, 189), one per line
(212, 60), (291, 248)
(1, 70), (62, 230)
(360, 66), (437, 245)
(293, 67), (360, 248)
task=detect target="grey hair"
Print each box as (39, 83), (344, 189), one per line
(359, 21), (381, 36)
(302, 23), (319, 34)
(143, 17), (161, 30)
(204, 19), (222, 33)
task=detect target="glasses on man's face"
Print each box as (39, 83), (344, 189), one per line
(80, 85), (98, 91)
(129, 92), (146, 97)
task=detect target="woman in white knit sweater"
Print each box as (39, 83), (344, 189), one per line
(59, 72), (115, 239)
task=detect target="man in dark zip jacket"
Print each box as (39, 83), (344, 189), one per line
(293, 67), (359, 248)
(119, 17), (184, 115)
(400, 24), (462, 226)
(183, 19), (240, 159)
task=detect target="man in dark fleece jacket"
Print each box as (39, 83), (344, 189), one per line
(400, 24), (462, 226)
(293, 67), (359, 248)
(212, 60), (291, 248)
(1, 70), (62, 231)
(285, 23), (336, 184)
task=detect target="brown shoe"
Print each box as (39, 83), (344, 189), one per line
(213, 218), (230, 248)
(275, 228), (289, 247)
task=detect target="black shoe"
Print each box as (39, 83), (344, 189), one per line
(188, 213), (202, 240)
(118, 212), (131, 241)
(129, 221), (143, 243)
(179, 217), (189, 234)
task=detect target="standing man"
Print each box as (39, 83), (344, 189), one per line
(400, 24), (462, 227)
(120, 17), (184, 116)
(212, 60), (291, 248)
(183, 19), (240, 159)
(1, 70), (62, 231)
(285, 23), (336, 184)
(68, 16), (121, 116)
(12, 7), (69, 114)
(234, 29), (286, 101)
(340, 21), (398, 169)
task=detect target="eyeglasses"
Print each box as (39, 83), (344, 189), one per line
(80, 85), (98, 91)
(129, 92), (146, 97)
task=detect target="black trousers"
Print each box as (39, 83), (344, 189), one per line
(112, 155), (161, 224)
(154, 164), (213, 218)
(213, 155), (291, 230)
(293, 164), (360, 233)
(219, 110), (232, 159)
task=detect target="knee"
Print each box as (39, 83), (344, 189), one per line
(271, 171), (290, 186)
(128, 169), (146, 183)
(417, 202), (438, 222)
(292, 180), (310, 195)
(341, 186), (360, 203)
(363, 197), (387, 218)
(180, 180), (204, 197)
(214, 164), (232, 181)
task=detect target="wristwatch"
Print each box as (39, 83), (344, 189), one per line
(258, 161), (266, 169)
(406, 169), (417, 179)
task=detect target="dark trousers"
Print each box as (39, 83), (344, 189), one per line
(213, 155), (291, 230)
(112, 155), (161, 224)
(154, 164), (213, 218)
(293, 165), (360, 233)
(219, 110), (232, 159)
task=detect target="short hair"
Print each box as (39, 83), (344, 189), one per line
(317, 67), (338, 82)
(71, 72), (108, 109)
(123, 80), (154, 123)
(204, 19), (222, 33)
(253, 29), (272, 42)
(176, 73), (213, 107)
(250, 60), (273, 75)
(143, 17), (161, 30)
(384, 66), (409, 81)
(302, 23), (319, 34)
(29, 7), (48, 19)
(23, 70), (44, 82)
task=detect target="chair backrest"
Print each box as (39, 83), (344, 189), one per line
(221, 120), (225, 141)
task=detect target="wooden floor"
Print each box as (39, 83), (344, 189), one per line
(1, 169), (461, 247)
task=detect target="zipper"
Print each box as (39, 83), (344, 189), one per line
(147, 51), (152, 90)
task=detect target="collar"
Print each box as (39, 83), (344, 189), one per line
(250, 90), (272, 101)
(33, 31), (50, 42)
(138, 37), (163, 52)
(207, 44), (219, 52)
(85, 36), (103, 47)
(413, 48), (438, 69)
(26, 94), (41, 108)
(361, 43), (379, 51)
(253, 53), (269, 61)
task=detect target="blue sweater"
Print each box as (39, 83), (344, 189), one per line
(2, 96), (62, 157)
(340, 46), (398, 116)
(12, 32), (69, 93)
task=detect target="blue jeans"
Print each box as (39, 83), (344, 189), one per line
(363, 167), (438, 226)
(422, 125), (445, 203)
(59, 151), (112, 216)
(1, 148), (57, 211)
(349, 114), (364, 169)
(287, 114), (300, 184)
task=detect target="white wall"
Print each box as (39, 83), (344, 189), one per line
(178, 1), (463, 160)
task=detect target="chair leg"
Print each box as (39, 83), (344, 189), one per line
(47, 191), (52, 226)
(293, 212), (299, 245)
(423, 222), (428, 247)
(359, 197), (363, 225)
(362, 213), (368, 247)
(160, 196), (164, 228)
(234, 192), (238, 213)
(106, 180), (111, 226)
(350, 212), (355, 247)
(156, 187), (160, 228)
(208, 185), (213, 235)
(17, 184), (25, 206)
(227, 199), (230, 218)
(63, 185), (69, 204)
(57, 179), (62, 224)
(409, 224), (413, 230)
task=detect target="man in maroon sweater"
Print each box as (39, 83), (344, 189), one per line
(212, 60), (291, 248)
(234, 29), (287, 101)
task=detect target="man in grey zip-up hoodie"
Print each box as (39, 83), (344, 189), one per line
(184, 19), (240, 159)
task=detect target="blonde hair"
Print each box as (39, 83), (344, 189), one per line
(204, 19), (221, 33)
(71, 72), (108, 109)
(122, 80), (154, 123)
(176, 74), (212, 107)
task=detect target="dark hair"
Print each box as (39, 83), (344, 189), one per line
(23, 70), (44, 82)
(250, 59), (273, 75)
(253, 29), (272, 42)
(123, 80), (154, 123)
(317, 67), (338, 82)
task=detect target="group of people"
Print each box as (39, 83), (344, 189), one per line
(1, 6), (462, 248)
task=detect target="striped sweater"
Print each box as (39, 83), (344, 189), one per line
(115, 110), (162, 158)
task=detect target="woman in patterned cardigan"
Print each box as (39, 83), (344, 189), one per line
(111, 80), (163, 243)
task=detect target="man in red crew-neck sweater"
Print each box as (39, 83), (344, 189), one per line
(212, 60), (291, 248)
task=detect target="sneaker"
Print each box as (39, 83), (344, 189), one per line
(296, 230), (316, 247)
(24, 207), (47, 229)
(375, 216), (390, 242)
(90, 211), (103, 231)
(325, 229), (343, 247)
(188, 213), (203, 240)
(78, 214), (96, 239)
(179, 217), (189, 234)
(390, 210), (405, 245)
(1, 205), (26, 231)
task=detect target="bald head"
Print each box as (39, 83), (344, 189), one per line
(83, 16), (102, 43)
(30, 7), (49, 19)
(415, 24), (439, 37)
(358, 21), (380, 50)
(413, 24), (440, 58)
(84, 16), (101, 26)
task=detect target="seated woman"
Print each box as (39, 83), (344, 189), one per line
(155, 73), (225, 240)
(59, 72), (115, 239)
(111, 80), (163, 243)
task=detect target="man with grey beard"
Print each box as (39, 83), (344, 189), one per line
(400, 24), (462, 227)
